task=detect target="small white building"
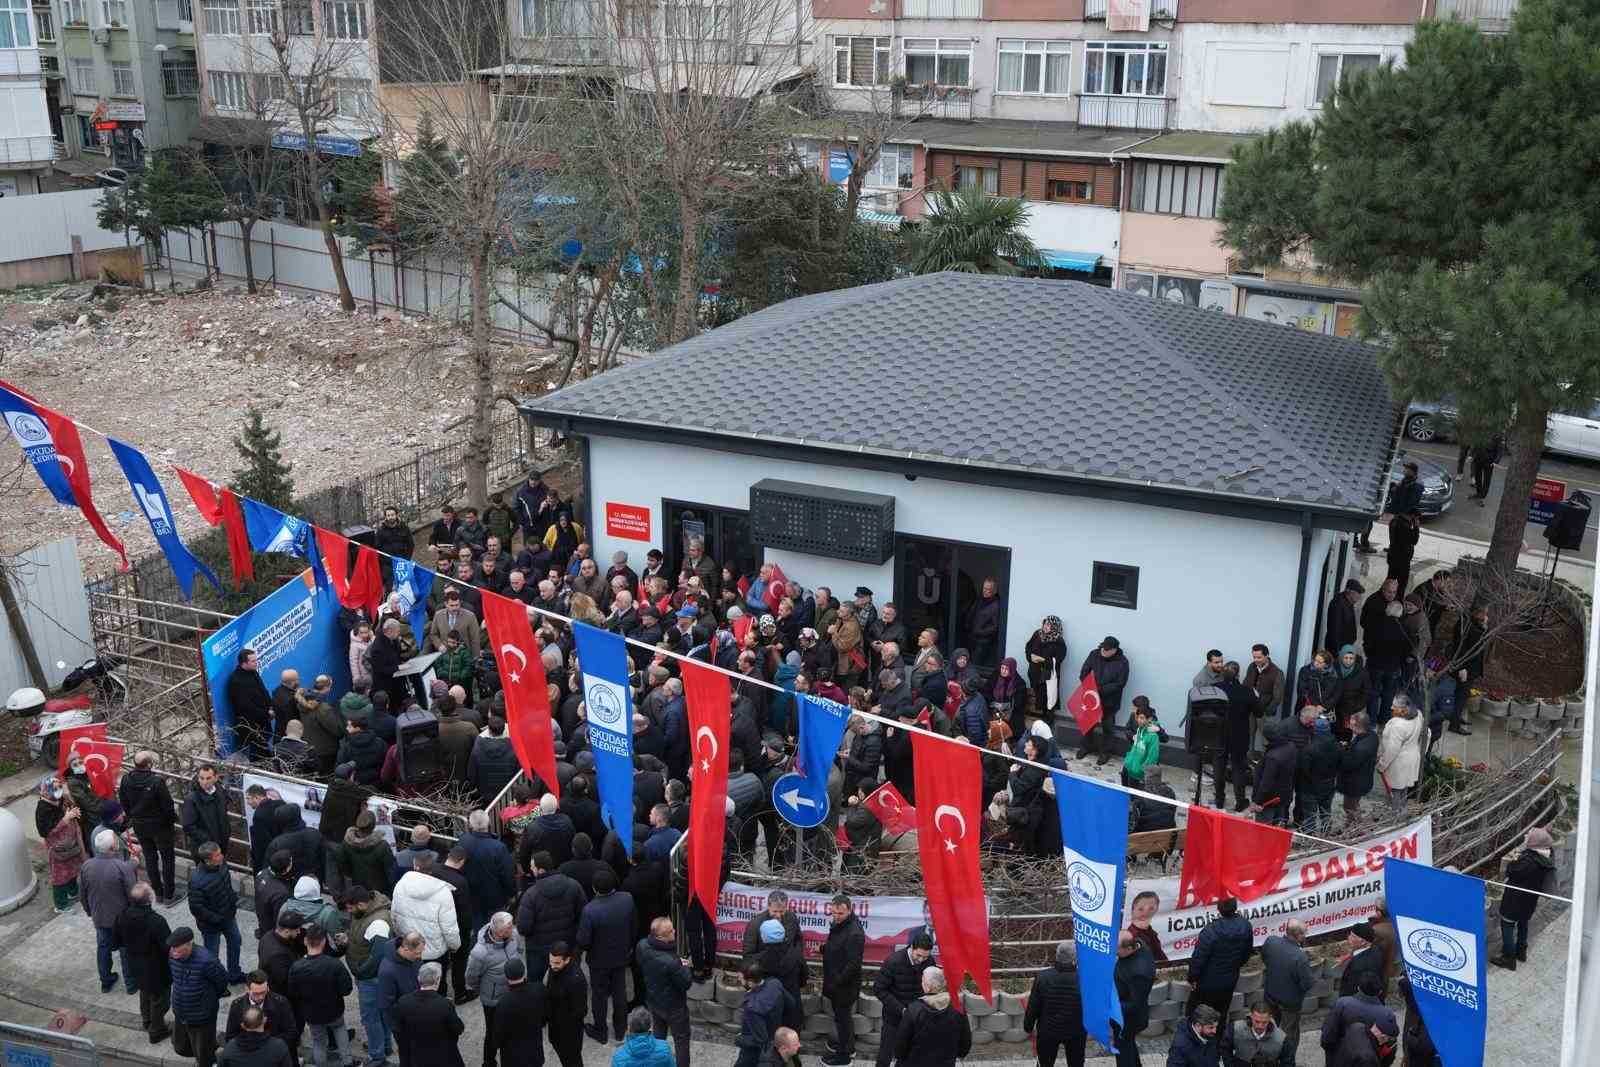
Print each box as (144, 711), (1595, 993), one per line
(520, 273), (1396, 738)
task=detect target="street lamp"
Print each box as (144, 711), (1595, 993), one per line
(151, 42), (170, 154)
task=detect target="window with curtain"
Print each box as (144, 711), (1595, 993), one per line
(62, 0), (87, 24)
(1082, 40), (1167, 97)
(955, 164), (997, 195)
(322, 0), (366, 38)
(1129, 161), (1226, 218)
(865, 143), (914, 189)
(904, 38), (971, 87)
(996, 39), (1069, 95)
(1314, 52), (1379, 104)
(35, 8), (54, 41)
(201, 0), (239, 33)
(210, 69), (247, 109)
(833, 36), (891, 87)
(100, 0), (127, 25)
(69, 57), (96, 93)
(111, 60), (135, 95)
(0, 0), (31, 48)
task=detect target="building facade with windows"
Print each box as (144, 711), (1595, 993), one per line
(0, 0), (55, 193)
(39, 0), (199, 163)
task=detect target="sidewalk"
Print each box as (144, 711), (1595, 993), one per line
(1411, 524), (1594, 589)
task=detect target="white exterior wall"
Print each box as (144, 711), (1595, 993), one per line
(585, 434), (1324, 729)
(1019, 200), (1119, 262)
(1172, 21), (1411, 133)
(197, 33), (379, 142)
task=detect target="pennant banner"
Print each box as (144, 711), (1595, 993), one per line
(315, 528), (384, 619)
(863, 781), (917, 837)
(480, 590), (559, 798)
(911, 731), (992, 1009)
(796, 691), (851, 786)
(1385, 858), (1487, 1067)
(1178, 805), (1294, 906)
(572, 621), (636, 851)
(107, 438), (219, 599)
(176, 467), (254, 588)
(1055, 772), (1128, 1052)
(682, 658), (730, 915)
(392, 559), (434, 648)
(241, 497), (330, 591)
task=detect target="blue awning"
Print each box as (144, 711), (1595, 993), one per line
(1040, 249), (1101, 273)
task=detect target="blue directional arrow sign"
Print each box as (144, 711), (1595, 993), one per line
(772, 771), (829, 828)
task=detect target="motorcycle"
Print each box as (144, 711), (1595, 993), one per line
(5, 653), (126, 766)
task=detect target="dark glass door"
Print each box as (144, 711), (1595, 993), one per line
(894, 534), (1011, 677)
(664, 500), (760, 587)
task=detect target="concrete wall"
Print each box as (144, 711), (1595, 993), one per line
(1020, 200), (1121, 262)
(0, 187), (134, 268)
(1118, 210), (1228, 276)
(0, 243), (143, 288)
(584, 434), (1319, 730)
(0, 537), (96, 694)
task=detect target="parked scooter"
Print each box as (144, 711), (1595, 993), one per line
(5, 653), (125, 766)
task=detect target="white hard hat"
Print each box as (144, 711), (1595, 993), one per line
(6, 688), (45, 714)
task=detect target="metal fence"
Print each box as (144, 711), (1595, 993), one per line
(0, 1022), (100, 1067)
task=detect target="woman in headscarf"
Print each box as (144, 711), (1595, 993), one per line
(41, 780), (86, 914)
(1333, 645), (1371, 742)
(948, 648), (978, 689)
(63, 753), (99, 852)
(1024, 616), (1067, 721)
(989, 657), (1027, 738)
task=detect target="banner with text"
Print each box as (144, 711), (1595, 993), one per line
(1129, 817), (1432, 960)
(241, 772), (400, 845)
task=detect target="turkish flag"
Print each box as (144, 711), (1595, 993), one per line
(911, 731), (992, 1009)
(1066, 672), (1104, 736)
(863, 781), (917, 836)
(56, 722), (108, 774)
(315, 529), (383, 618)
(682, 659), (730, 915)
(481, 590), (560, 798)
(73, 739), (125, 798)
(1178, 805), (1293, 907)
(176, 467), (254, 588)
(0, 380), (126, 569)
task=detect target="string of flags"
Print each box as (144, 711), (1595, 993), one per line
(1, 381), (1527, 1064)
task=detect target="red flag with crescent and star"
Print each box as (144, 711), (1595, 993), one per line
(71, 738), (125, 798)
(911, 731), (992, 1010)
(1177, 805), (1293, 907)
(480, 590), (560, 798)
(56, 722), (108, 775)
(175, 466), (254, 588)
(862, 781), (917, 837)
(681, 659), (730, 915)
(1066, 671), (1103, 736)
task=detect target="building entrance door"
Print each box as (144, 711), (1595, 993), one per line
(893, 534), (1011, 677)
(663, 500), (759, 590)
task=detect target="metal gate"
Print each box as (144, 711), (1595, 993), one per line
(0, 1022), (100, 1067)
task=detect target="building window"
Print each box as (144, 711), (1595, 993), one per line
(62, 0), (87, 24)
(110, 59), (135, 95)
(162, 58), (199, 95)
(34, 8), (53, 41)
(904, 38), (971, 88)
(202, 0), (239, 33)
(865, 142), (914, 190)
(996, 39), (1069, 96)
(245, 0), (276, 34)
(0, 0), (31, 47)
(791, 139), (821, 174)
(100, 0), (127, 25)
(664, 3), (726, 40)
(1048, 178), (1092, 203)
(322, 0), (365, 39)
(280, 0), (312, 33)
(1083, 41), (1167, 97)
(522, 0), (593, 36)
(334, 77), (368, 117)
(955, 164), (997, 195)
(210, 69), (246, 109)
(1313, 52), (1379, 105)
(1129, 160), (1226, 219)
(1091, 561), (1138, 610)
(833, 36), (891, 87)
(69, 56), (96, 93)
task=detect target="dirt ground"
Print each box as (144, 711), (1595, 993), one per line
(1484, 616), (1587, 698)
(0, 280), (566, 571)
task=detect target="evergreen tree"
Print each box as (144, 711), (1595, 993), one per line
(910, 186), (1041, 275)
(230, 407), (295, 510)
(1217, 0), (1600, 589)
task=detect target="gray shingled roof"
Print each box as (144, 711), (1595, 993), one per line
(521, 273), (1397, 517)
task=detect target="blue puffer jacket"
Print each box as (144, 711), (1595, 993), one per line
(187, 863), (238, 935)
(959, 695), (988, 746)
(1189, 913), (1254, 991)
(613, 1032), (676, 1067)
(170, 944), (231, 1024)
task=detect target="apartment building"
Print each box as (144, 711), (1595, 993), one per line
(809, 0), (1488, 323)
(0, 0), (55, 193)
(37, 0), (200, 164)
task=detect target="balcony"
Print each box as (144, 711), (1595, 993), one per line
(892, 82), (978, 121)
(901, 0), (982, 18)
(1083, 0), (1179, 20)
(1076, 93), (1168, 130)
(1435, 0), (1517, 31)
(0, 135), (58, 167)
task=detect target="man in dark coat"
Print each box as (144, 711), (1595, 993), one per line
(265, 805), (325, 885)
(1186, 898), (1253, 1018)
(469, 718), (522, 803)
(256, 914), (306, 1017)
(271, 670), (300, 731)
(894, 967), (972, 1067)
(460, 811), (517, 930)
(1320, 975), (1398, 1064)
(1248, 721), (1297, 826)
(253, 852), (294, 942)
(872, 934), (934, 1067)
(736, 959), (795, 1067)
(119, 750), (179, 904)
(217, 1005), (294, 1067)
(1075, 638), (1129, 765)
(517, 797), (578, 878)
(1214, 664), (1256, 812)
(491, 958), (547, 1067)
(289, 925), (355, 1066)
(637, 916), (692, 1067)
(393, 961), (466, 1067)
(117, 882), (174, 1042)
(180, 766), (231, 865)
(1338, 924), (1388, 998)
(1167, 1004), (1222, 1067)
(1260, 920), (1316, 1067)
(224, 974), (298, 1062)
(1325, 581), (1363, 662)
(516, 852), (587, 981)
(1491, 827), (1556, 970)
(1023, 941), (1087, 1067)
(1339, 713), (1380, 820)
(576, 869), (636, 1043)
(545, 942), (589, 1067)
(168, 927), (231, 1067)
(244, 785), (285, 875)
(227, 649), (275, 759)
(822, 895), (865, 1066)
(1113, 931), (1155, 1067)
(189, 841), (246, 983)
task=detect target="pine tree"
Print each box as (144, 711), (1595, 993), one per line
(230, 407), (295, 510)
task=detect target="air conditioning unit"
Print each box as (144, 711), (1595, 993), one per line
(91, 27), (110, 44)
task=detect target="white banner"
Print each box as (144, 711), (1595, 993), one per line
(242, 773), (401, 847)
(717, 880), (979, 965)
(1128, 817), (1433, 960)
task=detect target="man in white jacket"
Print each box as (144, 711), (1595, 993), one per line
(390, 852), (461, 999)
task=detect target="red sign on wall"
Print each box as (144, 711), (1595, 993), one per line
(1529, 476), (1568, 526)
(605, 501), (652, 541)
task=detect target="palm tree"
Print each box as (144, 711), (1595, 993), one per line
(910, 185), (1044, 275)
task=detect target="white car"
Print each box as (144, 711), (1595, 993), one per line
(1547, 399), (1600, 462)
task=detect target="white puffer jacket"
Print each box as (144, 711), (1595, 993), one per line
(390, 870), (461, 960)
(1376, 712), (1423, 790)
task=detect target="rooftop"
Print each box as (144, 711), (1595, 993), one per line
(521, 273), (1397, 522)
(1120, 130), (1261, 162)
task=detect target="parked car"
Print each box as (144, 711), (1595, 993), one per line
(1402, 399), (1458, 443)
(1404, 395), (1600, 461)
(1388, 454), (1454, 518)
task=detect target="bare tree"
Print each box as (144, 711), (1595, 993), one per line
(200, 90), (293, 295)
(815, 79), (929, 246)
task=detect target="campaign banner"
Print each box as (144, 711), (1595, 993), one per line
(1384, 859), (1486, 1067)
(1056, 772), (1127, 1051)
(241, 772), (400, 845)
(714, 880), (993, 966)
(1129, 817), (1432, 960)
(203, 569), (351, 757)
(571, 622), (636, 852)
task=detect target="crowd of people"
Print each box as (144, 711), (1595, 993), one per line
(31, 470), (1550, 1067)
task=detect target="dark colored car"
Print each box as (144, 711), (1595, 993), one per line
(1402, 399), (1458, 443)
(1388, 453), (1454, 518)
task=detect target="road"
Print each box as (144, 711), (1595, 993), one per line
(1398, 437), (1600, 560)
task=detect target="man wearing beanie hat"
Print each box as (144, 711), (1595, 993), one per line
(1338, 922), (1386, 998)
(168, 925), (230, 1065)
(1328, 1014), (1399, 1067)
(1491, 826), (1556, 970)
(1320, 972), (1397, 1061)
